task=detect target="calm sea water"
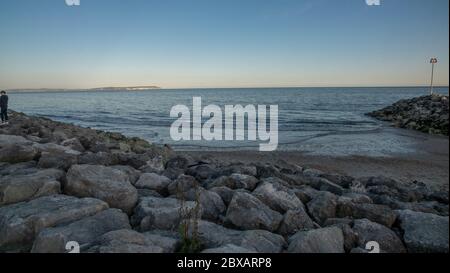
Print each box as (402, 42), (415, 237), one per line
(9, 87), (449, 156)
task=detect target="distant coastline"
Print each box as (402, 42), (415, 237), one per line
(7, 86), (161, 93)
(5, 85), (449, 93)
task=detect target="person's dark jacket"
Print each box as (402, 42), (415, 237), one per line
(0, 95), (8, 109)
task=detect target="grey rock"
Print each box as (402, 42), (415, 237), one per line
(334, 223), (359, 253)
(197, 189), (226, 221)
(353, 219), (406, 253)
(207, 173), (259, 191)
(253, 179), (304, 213)
(31, 209), (131, 253)
(215, 164), (258, 178)
(278, 208), (315, 236)
(32, 142), (81, 156)
(323, 218), (353, 226)
(37, 151), (78, 170)
(0, 169), (63, 206)
(142, 232), (180, 253)
(165, 155), (194, 171)
(139, 156), (165, 174)
(65, 165), (138, 214)
(209, 186), (236, 206)
(226, 192), (282, 232)
(167, 175), (200, 199)
(287, 227), (345, 253)
(320, 174), (354, 189)
(293, 186), (321, 204)
(135, 173), (171, 195)
(131, 197), (201, 231)
(396, 210), (449, 253)
(0, 161), (37, 176)
(337, 200), (397, 227)
(0, 135), (32, 147)
(303, 168), (325, 177)
(78, 152), (119, 166)
(110, 165), (142, 185)
(341, 193), (373, 204)
(306, 192), (338, 225)
(167, 175), (225, 221)
(309, 177), (344, 195)
(137, 189), (163, 199)
(187, 220), (286, 253)
(0, 195), (108, 252)
(61, 138), (85, 152)
(0, 144), (38, 164)
(186, 164), (217, 182)
(88, 229), (165, 253)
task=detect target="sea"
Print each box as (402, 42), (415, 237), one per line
(9, 87), (449, 157)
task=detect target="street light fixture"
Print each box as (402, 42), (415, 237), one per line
(430, 58), (438, 95)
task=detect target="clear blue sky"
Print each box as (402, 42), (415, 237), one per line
(0, 0), (448, 89)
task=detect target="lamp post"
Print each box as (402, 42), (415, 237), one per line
(429, 58), (438, 95)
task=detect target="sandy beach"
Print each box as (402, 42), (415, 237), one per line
(187, 128), (449, 190)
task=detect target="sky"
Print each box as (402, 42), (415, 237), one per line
(0, 0), (448, 89)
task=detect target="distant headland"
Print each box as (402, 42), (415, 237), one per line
(7, 86), (161, 93)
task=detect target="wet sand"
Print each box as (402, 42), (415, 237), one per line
(185, 128), (449, 190)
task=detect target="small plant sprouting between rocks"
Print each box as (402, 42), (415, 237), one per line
(177, 180), (202, 253)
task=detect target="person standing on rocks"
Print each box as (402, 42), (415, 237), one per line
(0, 90), (9, 125)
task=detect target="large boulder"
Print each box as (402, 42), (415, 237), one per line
(306, 192), (338, 225)
(253, 179), (304, 213)
(209, 186), (237, 206)
(307, 177), (344, 195)
(167, 175), (200, 199)
(207, 174), (259, 191)
(396, 210), (449, 253)
(139, 156), (166, 174)
(135, 173), (171, 196)
(142, 232), (181, 253)
(78, 152), (119, 166)
(0, 144), (38, 164)
(352, 219), (406, 253)
(197, 189), (226, 221)
(333, 223), (359, 253)
(167, 175), (225, 221)
(31, 209), (131, 253)
(320, 173), (354, 189)
(187, 220), (286, 253)
(87, 229), (165, 253)
(0, 161), (37, 176)
(287, 227), (345, 253)
(37, 151), (78, 170)
(215, 164), (258, 178)
(32, 142), (81, 156)
(61, 138), (85, 152)
(110, 165), (142, 185)
(65, 165), (138, 214)
(0, 169), (63, 206)
(0, 135), (32, 147)
(0, 195), (108, 252)
(186, 164), (217, 182)
(226, 192), (283, 232)
(131, 197), (201, 231)
(278, 208), (315, 236)
(337, 200), (397, 227)
(293, 186), (321, 204)
(341, 193), (373, 204)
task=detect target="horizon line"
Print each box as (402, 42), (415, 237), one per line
(4, 85), (450, 91)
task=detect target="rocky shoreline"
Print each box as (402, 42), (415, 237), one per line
(368, 94), (449, 136)
(1, 111), (449, 253)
